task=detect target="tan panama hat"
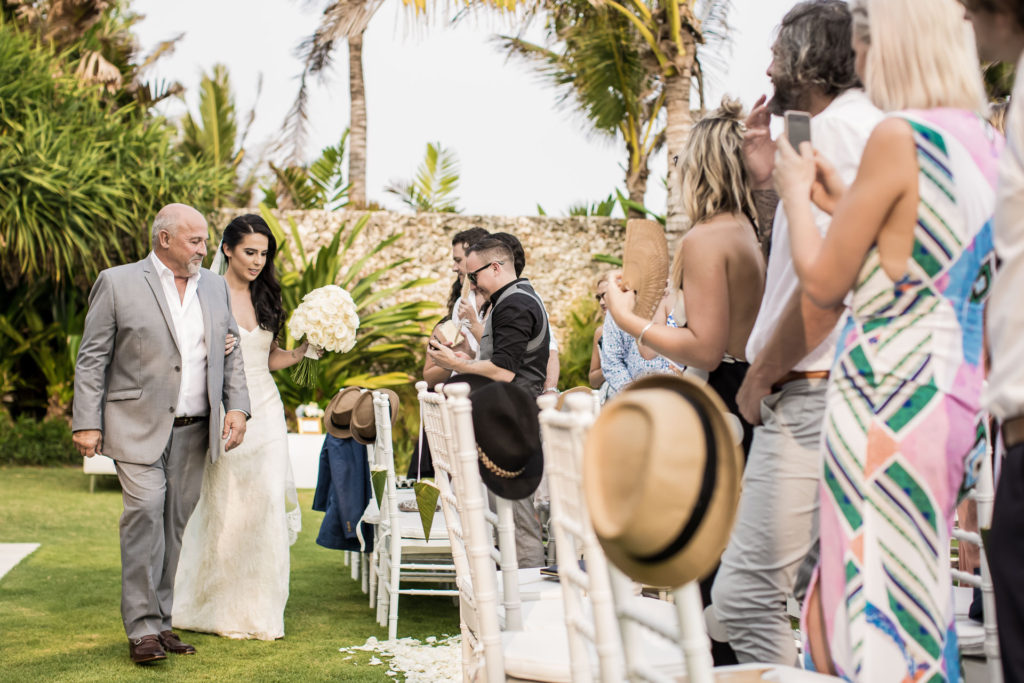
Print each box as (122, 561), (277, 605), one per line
(583, 373), (743, 587)
(621, 218), (669, 319)
(350, 388), (400, 445)
(323, 386), (364, 438)
(556, 386), (594, 411)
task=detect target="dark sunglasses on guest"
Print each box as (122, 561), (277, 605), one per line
(467, 261), (502, 285)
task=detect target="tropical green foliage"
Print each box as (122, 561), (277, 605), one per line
(257, 205), (439, 409)
(0, 415), (77, 465)
(557, 292), (602, 391)
(0, 21), (232, 288)
(385, 141), (461, 213)
(500, 1), (663, 211)
(179, 63), (256, 207)
(567, 193), (617, 217)
(262, 130), (351, 211)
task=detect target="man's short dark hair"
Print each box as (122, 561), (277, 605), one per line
(490, 232), (526, 277)
(771, 0), (859, 111)
(465, 237), (514, 270)
(451, 227), (490, 250)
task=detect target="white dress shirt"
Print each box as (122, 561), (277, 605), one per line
(149, 252), (209, 417)
(745, 89), (883, 371)
(985, 53), (1024, 420)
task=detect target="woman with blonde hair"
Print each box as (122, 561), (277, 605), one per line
(605, 97), (765, 454)
(774, 0), (1002, 679)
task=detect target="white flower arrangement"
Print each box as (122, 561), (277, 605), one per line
(295, 402), (324, 418)
(288, 285), (360, 386)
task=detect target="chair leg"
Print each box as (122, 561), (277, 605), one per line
(368, 548), (378, 607)
(361, 553), (369, 594)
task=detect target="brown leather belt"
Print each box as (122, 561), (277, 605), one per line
(771, 370), (830, 393)
(173, 415), (208, 427)
(1003, 415), (1024, 450)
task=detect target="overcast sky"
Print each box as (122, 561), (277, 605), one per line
(132, 0), (796, 217)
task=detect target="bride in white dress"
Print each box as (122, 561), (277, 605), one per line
(173, 214), (307, 640)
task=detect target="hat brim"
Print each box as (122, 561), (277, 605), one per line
(323, 386), (362, 439)
(587, 373), (743, 587)
(351, 388), (400, 445)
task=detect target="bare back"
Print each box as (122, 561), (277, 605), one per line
(678, 212), (765, 363)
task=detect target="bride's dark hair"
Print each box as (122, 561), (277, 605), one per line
(220, 214), (285, 338)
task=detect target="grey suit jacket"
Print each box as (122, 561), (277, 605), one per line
(72, 257), (251, 465)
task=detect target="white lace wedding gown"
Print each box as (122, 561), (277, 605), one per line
(172, 326), (302, 640)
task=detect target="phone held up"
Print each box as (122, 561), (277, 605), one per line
(784, 110), (812, 150)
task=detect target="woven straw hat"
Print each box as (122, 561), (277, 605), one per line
(621, 218), (669, 319)
(583, 374), (743, 587)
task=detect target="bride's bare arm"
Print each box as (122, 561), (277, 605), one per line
(269, 340), (311, 372)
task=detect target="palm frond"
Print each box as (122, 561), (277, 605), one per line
(385, 141), (460, 213)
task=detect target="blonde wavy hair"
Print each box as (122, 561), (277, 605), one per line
(851, 0), (987, 115)
(673, 97), (757, 287)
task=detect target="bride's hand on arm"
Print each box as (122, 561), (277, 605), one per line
(224, 333), (237, 357)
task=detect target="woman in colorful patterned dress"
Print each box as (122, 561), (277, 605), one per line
(774, 0), (1002, 679)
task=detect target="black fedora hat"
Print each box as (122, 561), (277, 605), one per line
(468, 381), (544, 500)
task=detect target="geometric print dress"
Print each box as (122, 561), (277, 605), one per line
(808, 109), (1002, 682)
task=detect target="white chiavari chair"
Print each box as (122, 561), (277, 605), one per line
(446, 381), (573, 682)
(952, 438), (1001, 682)
(372, 389), (458, 640)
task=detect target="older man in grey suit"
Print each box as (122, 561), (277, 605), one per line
(72, 203), (250, 664)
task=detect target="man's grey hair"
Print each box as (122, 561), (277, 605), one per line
(771, 0), (860, 111)
(151, 211), (178, 247)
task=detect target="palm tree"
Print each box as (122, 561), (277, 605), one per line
(179, 63), (259, 207)
(587, 0), (730, 236)
(286, 0), (518, 209)
(498, 0), (665, 216)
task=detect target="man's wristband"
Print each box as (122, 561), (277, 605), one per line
(543, 387), (559, 395)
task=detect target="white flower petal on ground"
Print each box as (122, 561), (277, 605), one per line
(344, 635), (462, 683)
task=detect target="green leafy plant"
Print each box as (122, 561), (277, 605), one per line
(262, 130), (350, 211)
(257, 205), (439, 408)
(568, 193), (617, 217)
(557, 293), (602, 391)
(0, 414), (77, 465)
(385, 141), (461, 213)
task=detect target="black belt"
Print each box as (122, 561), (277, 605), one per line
(173, 415), (208, 427)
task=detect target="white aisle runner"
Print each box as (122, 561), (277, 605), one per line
(0, 543), (40, 580)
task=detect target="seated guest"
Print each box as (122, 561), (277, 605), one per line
(426, 237), (550, 567)
(773, 0), (999, 677)
(604, 97), (765, 455)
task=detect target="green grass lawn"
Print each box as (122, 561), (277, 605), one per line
(0, 466), (459, 682)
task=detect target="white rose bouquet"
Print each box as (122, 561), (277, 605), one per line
(288, 285), (360, 387)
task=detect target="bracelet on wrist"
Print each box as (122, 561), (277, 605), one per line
(637, 321), (655, 347)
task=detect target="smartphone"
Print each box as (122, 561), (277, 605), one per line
(784, 110), (812, 150)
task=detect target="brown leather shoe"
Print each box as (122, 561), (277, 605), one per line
(158, 630), (197, 655)
(128, 634), (167, 664)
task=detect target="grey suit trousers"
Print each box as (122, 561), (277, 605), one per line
(710, 378), (827, 665)
(115, 421), (208, 639)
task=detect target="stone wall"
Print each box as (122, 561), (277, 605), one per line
(214, 209), (628, 346)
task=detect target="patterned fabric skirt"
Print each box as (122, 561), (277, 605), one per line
(806, 372), (986, 682)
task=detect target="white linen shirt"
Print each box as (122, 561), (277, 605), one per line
(745, 89), (883, 371)
(149, 252), (209, 417)
(985, 53), (1024, 420)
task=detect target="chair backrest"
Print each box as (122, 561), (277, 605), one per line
(446, 381), (507, 682)
(538, 391), (622, 683)
(416, 381), (474, 599)
(951, 436), (1001, 682)
(372, 390), (401, 532)
(434, 381), (525, 631)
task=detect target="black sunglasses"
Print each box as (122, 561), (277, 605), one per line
(467, 261), (502, 285)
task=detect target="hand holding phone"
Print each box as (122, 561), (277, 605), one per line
(784, 110), (812, 151)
